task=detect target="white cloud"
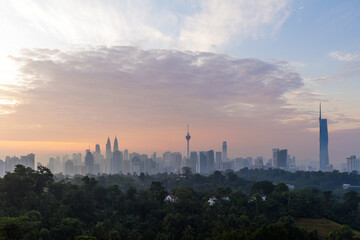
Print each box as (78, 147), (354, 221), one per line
(179, 0), (291, 51)
(1, 0), (291, 52)
(329, 51), (360, 62)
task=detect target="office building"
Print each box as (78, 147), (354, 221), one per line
(199, 151), (208, 174)
(222, 141), (228, 162)
(319, 103), (329, 171)
(207, 150), (215, 173)
(85, 150), (94, 174)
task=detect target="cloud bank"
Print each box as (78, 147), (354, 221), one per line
(2, 0), (291, 52)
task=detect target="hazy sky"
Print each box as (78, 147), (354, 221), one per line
(0, 0), (359, 166)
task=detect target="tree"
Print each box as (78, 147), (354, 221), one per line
(251, 181), (274, 195)
(0, 215), (40, 240)
(343, 191), (360, 214)
(328, 225), (354, 240)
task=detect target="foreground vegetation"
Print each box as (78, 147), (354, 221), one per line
(1, 165), (360, 239)
(295, 218), (360, 239)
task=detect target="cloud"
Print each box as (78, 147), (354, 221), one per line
(2, 0), (291, 52)
(179, 0), (291, 51)
(0, 46), (304, 140)
(329, 51), (360, 62)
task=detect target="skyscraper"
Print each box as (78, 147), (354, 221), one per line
(106, 137), (112, 174)
(85, 149), (94, 174)
(207, 150), (215, 173)
(112, 150), (123, 174)
(185, 125), (191, 159)
(114, 137), (119, 152)
(215, 151), (222, 170)
(199, 151), (208, 174)
(319, 103), (329, 171)
(277, 149), (288, 169)
(222, 141), (227, 162)
(95, 144), (101, 154)
(272, 148), (279, 168)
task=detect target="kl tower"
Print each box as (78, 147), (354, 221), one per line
(185, 125), (191, 159)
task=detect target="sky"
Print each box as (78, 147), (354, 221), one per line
(0, 0), (359, 167)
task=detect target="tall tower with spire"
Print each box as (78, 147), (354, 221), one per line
(114, 137), (119, 152)
(185, 125), (191, 159)
(106, 137), (112, 174)
(319, 103), (329, 171)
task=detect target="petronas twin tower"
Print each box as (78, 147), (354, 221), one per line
(105, 137), (122, 174)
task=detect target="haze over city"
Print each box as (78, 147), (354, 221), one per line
(1, 1), (360, 167)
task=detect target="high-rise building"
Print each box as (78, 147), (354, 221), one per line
(72, 153), (82, 166)
(112, 150), (123, 174)
(222, 141), (228, 162)
(254, 157), (264, 169)
(95, 144), (101, 154)
(20, 153), (35, 169)
(215, 152), (222, 170)
(93, 144), (105, 173)
(171, 152), (182, 172)
(106, 137), (112, 174)
(277, 149), (288, 169)
(207, 150), (215, 173)
(114, 137), (119, 152)
(124, 149), (129, 161)
(272, 148), (279, 168)
(199, 151), (208, 174)
(65, 160), (74, 175)
(347, 155), (358, 172)
(85, 150), (94, 174)
(186, 151), (197, 173)
(0, 160), (5, 177)
(185, 125), (191, 159)
(319, 103), (329, 171)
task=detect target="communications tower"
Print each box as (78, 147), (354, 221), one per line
(185, 125), (191, 159)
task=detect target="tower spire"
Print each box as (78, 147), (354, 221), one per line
(319, 102), (321, 119)
(185, 124), (191, 159)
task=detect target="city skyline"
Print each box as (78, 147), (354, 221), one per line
(0, 1), (360, 166)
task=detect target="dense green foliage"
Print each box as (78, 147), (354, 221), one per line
(1, 165), (360, 239)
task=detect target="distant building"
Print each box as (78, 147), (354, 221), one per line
(6, 154), (35, 172)
(65, 160), (74, 175)
(222, 141), (228, 162)
(164, 195), (177, 203)
(272, 148), (279, 168)
(277, 150), (288, 169)
(124, 149), (129, 161)
(319, 103), (329, 171)
(112, 150), (123, 174)
(113, 137), (119, 152)
(131, 155), (141, 173)
(20, 153), (35, 169)
(0, 160), (5, 177)
(208, 196), (217, 206)
(207, 150), (215, 173)
(72, 153), (82, 166)
(347, 155), (358, 172)
(199, 151), (208, 174)
(254, 157), (264, 169)
(106, 137), (112, 174)
(215, 152), (222, 170)
(186, 151), (197, 173)
(85, 150), (94, 174)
